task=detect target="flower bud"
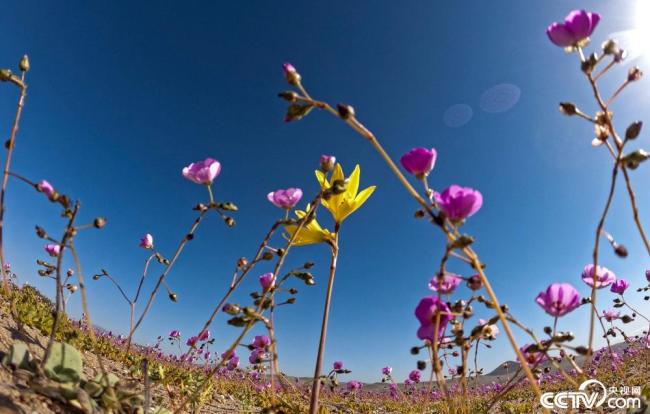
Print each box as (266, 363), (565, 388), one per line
(19, 55), (30, 72)
(282, 63), (301, 85)
(416, 360), (426, 370)
(237, 257), (248, 268)
(559, 102), (577, 116)
(601, 39), (619, 56)
(628, 66), (643, 82)
(93, 217), (107, 229)
(337, 104), (355, 120)
(0, 69), (12, 82)
(331, 179), (346, 195)
(67, 269), (74, 277)
(169, 292), (178, 302)
(224, 217), (235, 227)
(278, 91), (298, 102)
(613, 243), (628, 258)
(92, 274), (101, 281)
(262, 251), (274, 261)
(319, 155), (336, 172)
(35, 226), (47, 239)
(222, 303), (240, 315)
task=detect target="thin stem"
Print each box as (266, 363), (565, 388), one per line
(309, 225), (340, 414)
(0, 73), (27, 292)
(128, 209), (208, 347)
(620, 166), (650, 254)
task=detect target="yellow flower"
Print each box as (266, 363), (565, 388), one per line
(315, 164), (376, 224)
(285, 209), (335, 246)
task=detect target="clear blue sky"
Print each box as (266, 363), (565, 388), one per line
(1, 1), (649, 383)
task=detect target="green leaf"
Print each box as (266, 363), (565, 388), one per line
(44, 341), (83, 383)
(621, 149), (650, 170)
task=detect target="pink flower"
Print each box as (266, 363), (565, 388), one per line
(182, 158), (221, 185)
(467, 274), (483, 291)
(139, 233), (154, 249)
(198, 330), (210, 341)
(267, 188), (303, 209)
(253, 335), (271, 350)
(259, 272), (275, 292)
(38, 180), (55, 199)
(382, 366), (392, 376)
(400, 147), (437, 178)
(602, 309), (619, 322)
(249, 349), (265, 364)
(333, 361), (344, 370)
(346, 380), (362, 392)
(320, 155), (336, 172)
(546, 10), (601, 48)
(45, 244), (60, 257)
(520, 343), (547, 366)
(408, 370), (421, 383)
(428, 273), (462, 294)
(610, 279), (629, 295)
(3, 263), (10, 273)
(535, 283), (581, 317)
(434, 185), (483, 221)
(414, 296), (452, 343)
(221, 349), (236, 361)
(581, 264), (616, 289)
(227, 355), (240, 370)
(646, 269), (650, 282)
(168, 330), (181, 338)
(186, 336), (198, 347)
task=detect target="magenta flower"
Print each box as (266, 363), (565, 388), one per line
(400, 147), (437, 178)
(546, 10), (601, 48)
(198, 330), (210, 341)
(382, 366), (392, 376)
(408, 370), (421, 383)
(346, 380), (362, 392)
(520, 343), (547, 366)
(535, 283), (581, 317)
(320, 155), (336, 172)
(259, 272), (275, 292)
(227, 355), (240, 370)
(139, 233), (154, 249)
(581, 264), (616, 289)
(415, 296), (452, 343)
(603, 309), (619, 322)
(428, 273), (462, 294)
(45, 244), (60, 257)
(434, 185), (483, 221)
(182, 158), (221, 185)
(333, 361), (344, 371)
(38, 179), (55, 199)
(253, 335), (271, 350)
(186, 336), (198, 347)
(467, 274), (483, 291)
(168, 330), (181, 338)
(249, 349), (265, 364)
(267, 188), (303, 209)
(610, 279), (630, 295)
(646, 269), (650, 282)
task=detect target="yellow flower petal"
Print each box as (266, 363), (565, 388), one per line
(353, 186), (376, 210)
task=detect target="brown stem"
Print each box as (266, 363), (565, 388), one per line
(309, 226), (339, 414)
(0, 73), (27, 292)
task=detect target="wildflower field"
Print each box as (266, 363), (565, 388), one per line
(0, 3), (650, 414)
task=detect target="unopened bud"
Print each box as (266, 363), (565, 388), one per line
(19, 55), (30, 72)
(67, 269), (74, 277)
(337, 104), (355, 120)
(35, 226), (47, 239)
(282, 63), (301, 85)
(601, 39), (619, 56)
(319, 155), (336, 172)
(169, 292), (178, 302)
(613, 243), (628, 258)
(628, 66), (643, 82)
(224, 217), (235, 227)
(92, 274), (101, 281)
(416, 360), (426, 370)
(93, 217), (107, 229)
(278, 91), (298, 102)
(222, 303), (240, 315)
(237, 257), (248, 268)
(262, 251), (274, 261)
(0, 69), (12, 82)
(559, 102), (577, 116)
(286, 297), (296, 304)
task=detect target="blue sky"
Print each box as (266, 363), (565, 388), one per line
(1, 1), (649, 383)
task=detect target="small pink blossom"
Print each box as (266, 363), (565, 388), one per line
(546, 10), (601, 48)
(645, 269), (650, 283)
(227, 355), (240, 370)
(434, 185), (483, 221)
(45, 244), (60, 257)
(267, 188), (303, 209)
(428, 273), (462, 294)
(535, 283), (581, 317)
(198, 330), (211, 341)
(581, 264), (616, 289)
(139, 233), (154, 249)
(400, 147), (437, 178)
(382, 366), (392, 376)
(610, 279), (629, 295)
(602, 309), (619, 322)
(182, 158), (221, 185)
(249, 348), (265, 364)
(259, 272), (275, 292)
(333, 361), (344, 371)
(415, 296), (452, 343)
(253, 335), (271, 350)
(408, 370), (421, 383)
(38, 180), (55, 199)
(186, 336), (198, 347)
(346, 380), (362, 392)
(168, 330), (181, 338)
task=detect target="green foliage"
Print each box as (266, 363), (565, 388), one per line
(44, 341), (83, 383)
(1, 341), (32, 370)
